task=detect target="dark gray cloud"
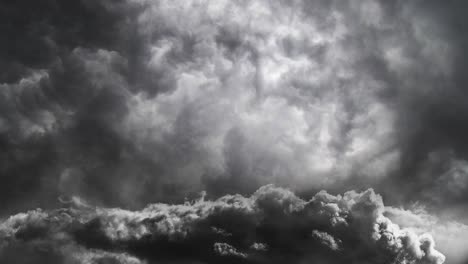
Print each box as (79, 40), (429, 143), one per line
(0, 186), (447, 264)
(0, 0), (464, 207)
(1, 0), (468, 263)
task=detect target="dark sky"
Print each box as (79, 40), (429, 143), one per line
(1, 0), (468, 263)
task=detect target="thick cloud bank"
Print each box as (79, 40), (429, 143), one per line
(0, 186), (445, 264)
(1, 0), (468, 213)
(1, 0), (468, 263)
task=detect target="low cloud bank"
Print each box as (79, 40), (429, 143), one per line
(0, 185), (445, 264)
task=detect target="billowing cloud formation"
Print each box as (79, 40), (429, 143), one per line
(311, 230), (342, 251)
(385, 206), (468, 264)
(1, 0), (468, 214)
(0, 186), (446, 264)
(1, 0), (468, 263)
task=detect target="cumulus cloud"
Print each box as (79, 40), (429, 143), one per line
(0, 186), (447, 264)
(213, 242), (247, 259)
(1, 0), (468, 263)
(385, 206), (468, 264)
(1, 0), (468, 213)
(311, 230), (342, 251)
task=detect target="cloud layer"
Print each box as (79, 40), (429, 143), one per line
(1, 0), (468, 263)
(0, 186), (446, 264)
(2, 0), (468, 212)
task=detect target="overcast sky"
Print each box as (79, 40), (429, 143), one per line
(1, 0), (468, 263)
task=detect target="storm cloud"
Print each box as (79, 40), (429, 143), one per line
(0, 186), (447, 264)
(1, 0), (468, 263)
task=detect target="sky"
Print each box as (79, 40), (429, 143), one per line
(0, 0), (467, 263)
